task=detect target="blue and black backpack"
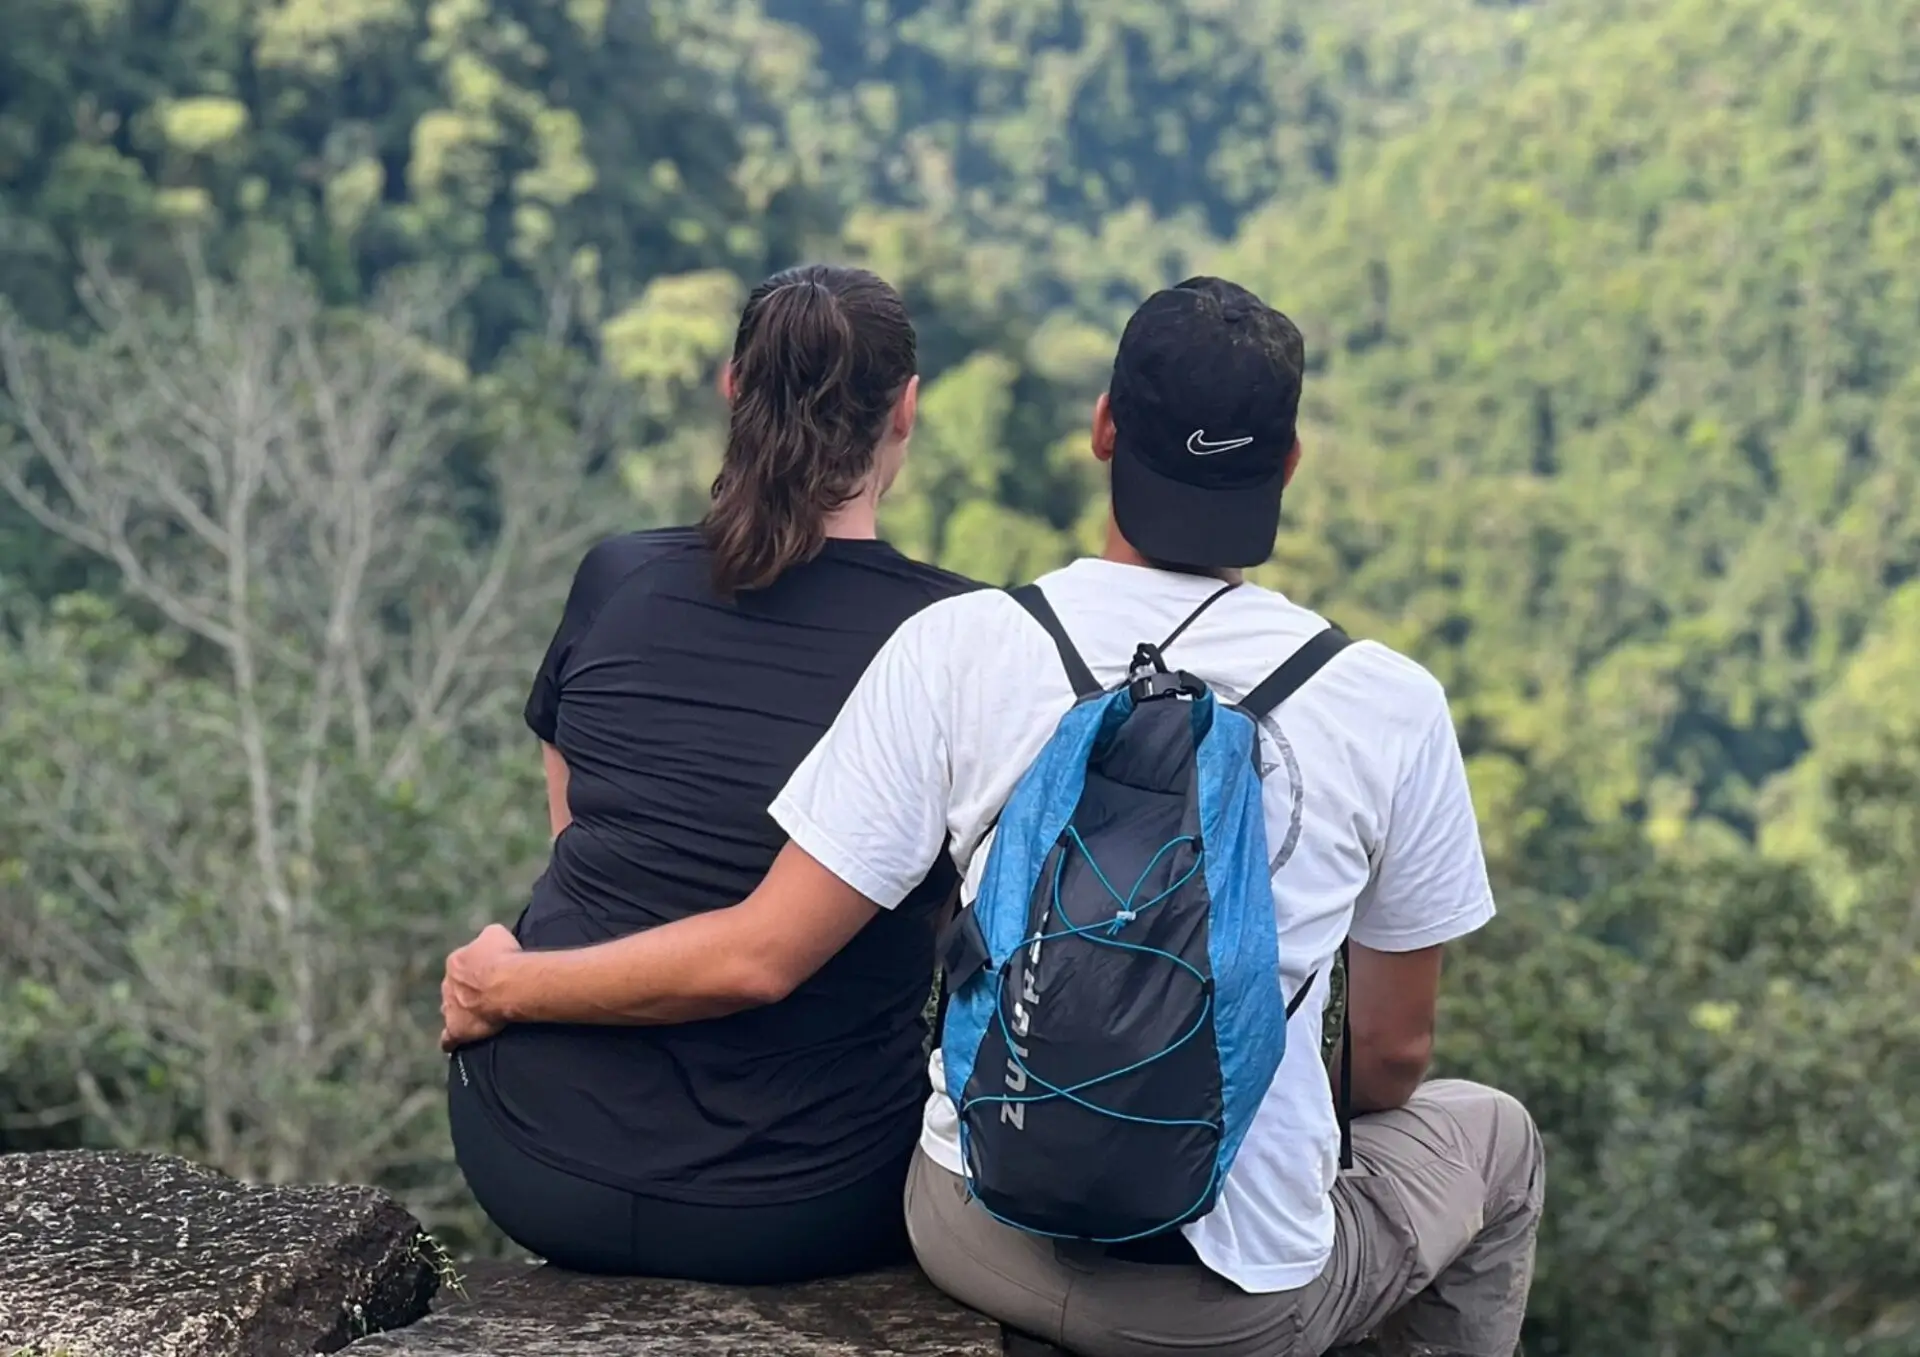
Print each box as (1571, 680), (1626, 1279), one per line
(937, 581), (1353, 1244)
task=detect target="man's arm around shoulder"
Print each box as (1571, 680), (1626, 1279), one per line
(441, 611), (961, 1047)
(442, 845), (877, 1045)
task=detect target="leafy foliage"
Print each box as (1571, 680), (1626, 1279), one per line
(0, 0), (1915, 1353)
(1226, 0), (1920, 857)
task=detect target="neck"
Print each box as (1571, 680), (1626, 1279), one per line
(1100, 519), (1241, 584)
(821, 493), (880, 541)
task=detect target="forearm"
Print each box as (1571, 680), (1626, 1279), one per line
(485, 911), (786, 1027)
(451, 843), (881, 1036)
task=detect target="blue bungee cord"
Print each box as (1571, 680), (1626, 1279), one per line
(957, 825), (1228, 1243)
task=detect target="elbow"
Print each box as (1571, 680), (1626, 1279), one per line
(720, 955), (801, 1012)
(1380, 1039), (1434, 1105)
(1353, 1033), (1434, 1113)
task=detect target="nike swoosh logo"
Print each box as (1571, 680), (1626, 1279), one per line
(1187, 430), (1254, 456)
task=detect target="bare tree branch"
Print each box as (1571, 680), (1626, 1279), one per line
(0, 244), (642, 1193)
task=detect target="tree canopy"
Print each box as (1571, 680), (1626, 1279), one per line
(2, 1), (1916, 1353)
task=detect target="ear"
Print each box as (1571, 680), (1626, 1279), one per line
(891, 374), (920, 442)
(1282, 438), (1303, 488)
(1091, 393), (1118, 464)
(717, 361), (736, 404)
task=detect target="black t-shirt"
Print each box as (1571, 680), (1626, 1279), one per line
(467, 527), (978, 1204)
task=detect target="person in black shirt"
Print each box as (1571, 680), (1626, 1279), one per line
(443, 264), (977, 1283)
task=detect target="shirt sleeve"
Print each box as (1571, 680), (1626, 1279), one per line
(1348, 693), (1496, 953)
(524, 536), (634, 744)
(769, 617), (953, 910)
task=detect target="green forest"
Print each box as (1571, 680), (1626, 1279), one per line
(1, 0), (1917, 1352)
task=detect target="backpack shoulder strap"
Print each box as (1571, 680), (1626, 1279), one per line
(1238, 625), (1358, 1170)
(1008, 583), (1101, 700)
(1238, 625), (1352, 719)
(1336, 939), (1353, 1171)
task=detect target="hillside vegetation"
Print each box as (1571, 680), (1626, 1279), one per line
(2, 2), (1917, 1354)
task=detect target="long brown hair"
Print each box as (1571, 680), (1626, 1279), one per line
(702, 265), (916, 594)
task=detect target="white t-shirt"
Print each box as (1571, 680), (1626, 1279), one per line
(770, 558), (1495, 1293)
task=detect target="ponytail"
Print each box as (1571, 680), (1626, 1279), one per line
(703, 265), (916, 594)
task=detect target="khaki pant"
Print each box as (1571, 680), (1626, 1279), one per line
(906, 1080), (1544, 1357)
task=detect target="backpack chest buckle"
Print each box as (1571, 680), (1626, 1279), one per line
(1127, 641), (1205, 703)
(1128, 670), (1204, 703)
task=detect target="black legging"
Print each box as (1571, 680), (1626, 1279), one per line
(448, 1058), (914, 1283)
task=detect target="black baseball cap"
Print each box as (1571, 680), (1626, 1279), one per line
(1108, 277), (1305, 569)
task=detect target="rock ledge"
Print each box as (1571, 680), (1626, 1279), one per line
(0, 1150), (438, 1357)
(343, 1263), (1000, 1356)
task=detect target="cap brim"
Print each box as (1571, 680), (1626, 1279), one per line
(1111, 441), (1285, 570)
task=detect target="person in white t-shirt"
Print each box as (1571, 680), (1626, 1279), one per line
(440, 277), (1544, 1356)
